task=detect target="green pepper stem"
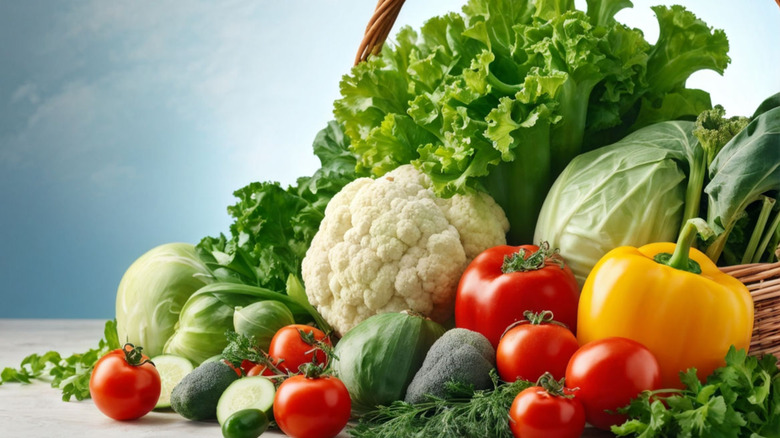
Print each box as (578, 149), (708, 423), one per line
(657, 218), (714, 273)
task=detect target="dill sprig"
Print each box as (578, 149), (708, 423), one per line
(349, 370), (532, 438)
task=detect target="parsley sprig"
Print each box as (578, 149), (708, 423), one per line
(613, 347), (780, 437)
(0, 320), (120, 401)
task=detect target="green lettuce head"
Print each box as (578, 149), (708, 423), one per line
(115, 243), (212, 357)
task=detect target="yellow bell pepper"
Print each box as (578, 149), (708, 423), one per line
(577, 219), (754, 389)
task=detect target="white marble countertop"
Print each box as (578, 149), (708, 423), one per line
(0, 319), (351, 438)
(0, 319), (611, 438)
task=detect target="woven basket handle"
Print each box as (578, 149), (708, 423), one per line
(355, 0), (406, 65)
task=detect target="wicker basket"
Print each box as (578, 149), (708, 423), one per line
(354, 0), (780, 361)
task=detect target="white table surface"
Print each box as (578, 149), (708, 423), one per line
(0, 319), (611, 438)
(0, 319), (352, 438)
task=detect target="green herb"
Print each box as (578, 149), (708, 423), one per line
(612, 347), (780, 437)
(349, 370), (532, 438)
(0, 320), (120, 401)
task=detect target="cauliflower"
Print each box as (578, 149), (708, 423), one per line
(301, 165), (509, 336)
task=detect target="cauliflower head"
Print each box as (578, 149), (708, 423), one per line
(301, 164), (509, 336)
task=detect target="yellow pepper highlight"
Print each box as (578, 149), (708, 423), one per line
(577, 220), (754, 389)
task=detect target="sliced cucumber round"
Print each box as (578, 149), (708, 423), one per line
(151, 354), (195, 409)
(216, 376), (276, 425)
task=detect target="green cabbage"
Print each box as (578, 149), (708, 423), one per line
(233, 300), (295, 351)
(115, 243), (212, 357)
(163, 279), (323, 364)
(533, 121), (697, 283)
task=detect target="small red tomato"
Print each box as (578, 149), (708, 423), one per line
(565, 337), (662, 430)
(247, 363), (275, 377)
(269, 324), (330, 373)
(455, 243), (580, 348)
(89, 343), (161, 420)
(274, 372), (351, 438)
(497, 311), (579, 382)
(509, 374), (585, 438)
(240, 359), (256, 375)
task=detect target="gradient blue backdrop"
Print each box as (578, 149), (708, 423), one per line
(1, 1), (778, 319)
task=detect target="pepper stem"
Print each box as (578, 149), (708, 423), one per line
(654, 218), (714, 274)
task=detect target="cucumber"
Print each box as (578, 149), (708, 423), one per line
(216, 376), (276, 425)
(151, 354), (195, 409)
(221, 409), (270, 438)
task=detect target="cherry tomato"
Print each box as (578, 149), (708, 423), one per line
(247, 363), (275, 377)
(222, 359), (243, 377)
(273, 373), (351, 438)
(240, 359), (256, 375)
(455, 243), (580, 348)
(497, 311), (579, 382)
(509, 376), (585, 438)
(565, 337), (662, 430)
(269, 324), (330, 373)
(89, 343), (161, 420)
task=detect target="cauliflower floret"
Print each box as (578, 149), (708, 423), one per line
(302, 165), (510, 336)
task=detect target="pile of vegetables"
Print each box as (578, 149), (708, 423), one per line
(2, 0), (779, 437)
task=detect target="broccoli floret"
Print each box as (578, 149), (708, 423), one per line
(693, 105), (750, 166)
(404, 328), (495, 404)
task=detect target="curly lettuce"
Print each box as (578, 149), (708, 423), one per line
(333, 0), (730, 243)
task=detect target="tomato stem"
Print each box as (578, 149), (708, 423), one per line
(501, 242), (564, 273)
(536, 372), (574, 398)
(122, 343), (154, 367)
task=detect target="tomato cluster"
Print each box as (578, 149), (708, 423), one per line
(455, 244), (663, 436)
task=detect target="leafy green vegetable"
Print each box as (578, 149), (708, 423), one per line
(0, 320), (120, 401)
(533, 121), (695, 283)
(349, 370), (532, 438)
(197, 121), (366, 291)
(163, 280), (326, 365)
(233, 300), (295, 351)
(704, 101), (780, 264)
(612, 347), (780, 437)
(115, 242), (213, 358)
(334, 0), (729, 243)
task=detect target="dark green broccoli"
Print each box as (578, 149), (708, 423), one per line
(404, 328), (495, 404)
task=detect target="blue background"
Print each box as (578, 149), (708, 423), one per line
(1, 1), (778, 319)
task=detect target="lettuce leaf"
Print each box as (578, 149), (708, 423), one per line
(333, 0), (729, 243)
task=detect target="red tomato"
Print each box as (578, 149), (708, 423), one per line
(497, 311), (579, 382)
(269, 324), (331, 373)
(240, 359), (256, 375)
(222, 359), (243, 377)
(455, 244), (580, 348)
(89, 343), (161, 421)
(565, 337), (662, 430)
(509, 382), (585, 438)
(247, 363), (275, 377)
(273, 374), (351, 438)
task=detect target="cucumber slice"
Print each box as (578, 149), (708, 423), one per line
(151, 354), (195, 409)
(216, 376), (276, 425)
